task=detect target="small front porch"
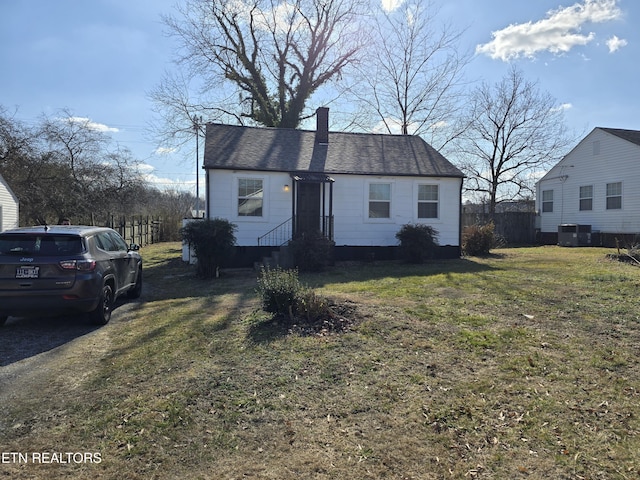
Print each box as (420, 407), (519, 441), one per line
(258, 172), (335, 247)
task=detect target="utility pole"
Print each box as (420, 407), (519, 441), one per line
(193, 115), (203, 217)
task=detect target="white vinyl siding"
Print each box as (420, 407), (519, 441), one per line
(208, 170), (462, 247)
(0, 175), (19, 231)
(537, 128), (640, 234)
(335, 176), (459, 246)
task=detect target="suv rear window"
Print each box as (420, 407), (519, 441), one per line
(0, 234), (84, 256)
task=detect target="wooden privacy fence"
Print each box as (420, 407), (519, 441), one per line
(462, 212), (537, 245)
(103, 216), (163, 246)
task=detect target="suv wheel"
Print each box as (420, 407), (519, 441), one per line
(90, 284), (114, 325)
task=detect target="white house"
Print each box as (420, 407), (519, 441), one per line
(536, 127), (640, 245)
(0, 173), (19, 232)
(202, 108), (464, 266)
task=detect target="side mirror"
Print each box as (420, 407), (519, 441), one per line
(129, 243), (140, 251)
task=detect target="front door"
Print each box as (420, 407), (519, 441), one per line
(296, 182), (321, 236)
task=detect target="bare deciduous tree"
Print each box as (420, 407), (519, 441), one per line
(349, 0), (469, 149)
(41, 111), (109, 182)
(1, 106), (200, 236)
(153, 0), (368, 138)
(0, 107), (37, 170)
(19, 110), (145, 223)
(456, 66), (573, 215)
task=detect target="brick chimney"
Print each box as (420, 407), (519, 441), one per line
(316, 107), (329, 144)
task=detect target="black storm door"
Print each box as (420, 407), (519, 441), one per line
(296, 182), (321, 236)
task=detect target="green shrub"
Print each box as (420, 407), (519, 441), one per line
(257, 268), (304, 320)
(296, 288), (332, 323)
(180, 218), (237, 278)
(288, 232), (334, 272)
(395, 223), (439, 263)
(256, 268), (334, 326)
(462, 222), (497, 256)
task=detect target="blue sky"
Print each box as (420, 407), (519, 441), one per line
(1, 0), (638, 194)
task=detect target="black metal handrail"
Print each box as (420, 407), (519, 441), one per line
(258, 217), (293, 246)
(321, 215), (334, 241)
(258, 215), (334, 246)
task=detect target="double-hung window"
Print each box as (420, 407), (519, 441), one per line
(417, 184), (439, 218)
(579, 185), (593, 211)
(542, 190), (553, 213)
(368, 183), (391, 218)
(606, 182), (622, 210)
(238, 178), (263, 217)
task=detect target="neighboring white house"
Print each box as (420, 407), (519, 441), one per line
(202, 108), (464, 266)
(536, 127), (640, 245)
(0, 173), (19, 232)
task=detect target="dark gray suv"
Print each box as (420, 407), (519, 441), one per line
(0, 225), (142, 326)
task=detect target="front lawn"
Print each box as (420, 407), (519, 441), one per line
(1, 244), (639, 479)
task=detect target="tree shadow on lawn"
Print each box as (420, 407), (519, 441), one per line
(245, 299), (363, 345)
(0, 296), (137, 366)
(142, 254), (259, 302)
(246, 316), (291, 344)
(142, 246), (499, 303)
(304, 257), (498, 288)
(0, 316), (100, 366)
(136, 254), (498, 347)
(98, 286), (260, 371)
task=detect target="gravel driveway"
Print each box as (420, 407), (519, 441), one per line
(0, 297), (142, 411)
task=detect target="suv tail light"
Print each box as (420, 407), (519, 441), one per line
(59, 259), (97, 271)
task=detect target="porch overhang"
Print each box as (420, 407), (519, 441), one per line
(289, 172), (334, 241)
(290, 172), (335, 183)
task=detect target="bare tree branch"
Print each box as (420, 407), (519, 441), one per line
(349, 1), (471, 150)
(152, 0), (367, 138)
(455, 66), (574, 214)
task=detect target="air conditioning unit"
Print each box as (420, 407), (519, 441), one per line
(558, 224), (591, 247)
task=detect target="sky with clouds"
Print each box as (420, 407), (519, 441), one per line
(1, 0), (638, 193)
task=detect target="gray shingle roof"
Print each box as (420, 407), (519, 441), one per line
(600, 128), (640, 147)
(203, 123), (463, 178)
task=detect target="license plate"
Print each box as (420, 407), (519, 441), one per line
(16, 266), (40, 279)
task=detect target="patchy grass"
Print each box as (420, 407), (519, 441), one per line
(1, 244), (640, 479)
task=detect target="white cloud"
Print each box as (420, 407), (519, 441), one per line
(551, 103), (573, 112)
(144, 171), (195, 190)
(65, 116), (119, 133)
(606, 34), (627, 52)
(381, 0), (404, 13)
(138, 163), (203, 192)
(154, 146), (177, 155)
(430, 120), (448, 130)
(476, 0), (622, 61)
(137, 163), (156, 174)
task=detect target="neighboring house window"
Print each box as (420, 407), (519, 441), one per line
(606, 182), (622, 210)
(542, 190), (553, 213)
(418, 184), (439, 218)
(579, 185), (593, 211)
(238, 178), (263, 216)
(368, 183), (391, 218)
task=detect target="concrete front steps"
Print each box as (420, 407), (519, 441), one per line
(253, 245), (294, 271)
